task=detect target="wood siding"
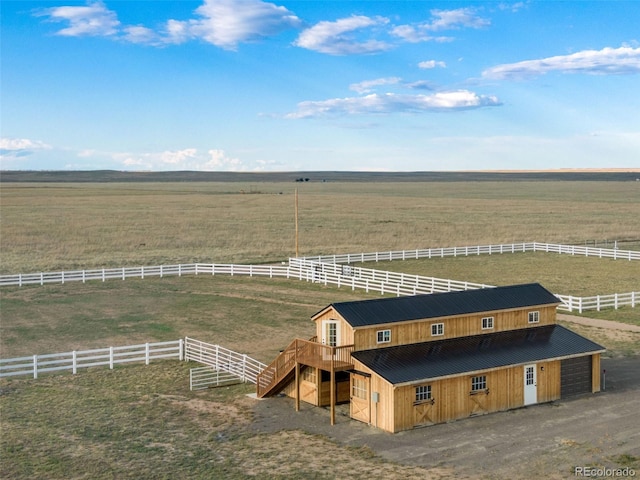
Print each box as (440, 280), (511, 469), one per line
(352, 305), (557, 351)
(313, 310), (354, 347)
(387, 359), (563, 433)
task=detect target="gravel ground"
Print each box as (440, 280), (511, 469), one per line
(251, 356), (640, 479)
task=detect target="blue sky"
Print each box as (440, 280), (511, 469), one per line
(1, 0), (639, 172)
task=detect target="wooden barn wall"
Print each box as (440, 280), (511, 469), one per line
(392, 360), (562, 433)
(592, 353), (601, 393)
(353, 305), (557, 351)
(313, 309), (355, 346)
(351, 359), (395, 432)
(282, 367), (320, 406)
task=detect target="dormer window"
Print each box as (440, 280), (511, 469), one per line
(431, 323), (444, 336)
(377, 329), (391, 344)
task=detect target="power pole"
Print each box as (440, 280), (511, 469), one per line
(295, 188), (299, 257)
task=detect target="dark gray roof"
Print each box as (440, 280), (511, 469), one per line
(324, 283), (560, 328)
(351, 325), (604, 385)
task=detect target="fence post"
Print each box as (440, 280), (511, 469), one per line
(72, 351), (77, 374)
(122, 267), (125, 280)
(102, 268), (105, 282)
(33, 355), (38, 379)
(145, 343), (150, 365)
(242, 354), (247, 382)
(110, 347), (114, 369)
(141, 266), (144, 279)
(82, 270), (86, 283)
(615, 293), (618, 310)
(179, 338), (184, 361)
(61, 271), (65, 284)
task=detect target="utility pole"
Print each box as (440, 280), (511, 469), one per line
(295, 188), (299, 257)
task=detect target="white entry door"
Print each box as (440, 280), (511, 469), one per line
(321, 320), (340, 360)
(524, 364), (537, 405)
(321, 320), (340, 346)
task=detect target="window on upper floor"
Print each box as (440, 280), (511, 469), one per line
(528, 311), (540, 324)
(431, 323), (444, 336)
(482, 316), (494, 330)
(376, 329), (391, 344)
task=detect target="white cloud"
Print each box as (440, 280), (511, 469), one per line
(113, 148), (247, 171)
(0, 137), (52, 158)
(483, 46), (640, 80)
(349, 77), (401, 94)
(391, 7), (488, 43)
(294, 16), (392, 55)
(286, 90), (501, 118)
(35, 1), (120, 37)
(183, 0), (301, 49)
(427, 8), (490, 31)
(418, 60), (447, 69)
(35, 0), (300, 49)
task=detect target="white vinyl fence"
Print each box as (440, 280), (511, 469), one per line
(301, 242), (640, 264)
(289, 258), (639, 313)
(0, 340), (183, 379)
(0, 242), (637, 313)
(183, 337), (266, 387)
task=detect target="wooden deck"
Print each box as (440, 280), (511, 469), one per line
(256, 339), (354, 399)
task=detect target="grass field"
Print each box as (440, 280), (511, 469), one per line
(1, 178), (639, 479)
(1, 181), (639, 273)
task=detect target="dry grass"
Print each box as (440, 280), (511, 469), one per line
(1, 179), (639, 479)
(1, 181), (639, 273)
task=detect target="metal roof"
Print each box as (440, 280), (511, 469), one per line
(324, 283), (560, 328)
(351, 325), (604, 385)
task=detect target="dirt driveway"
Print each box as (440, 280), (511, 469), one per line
(251, 356), (640, 479)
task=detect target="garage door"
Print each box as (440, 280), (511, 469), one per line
(561, 356), (592, 398)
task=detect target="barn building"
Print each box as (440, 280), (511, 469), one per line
(256, 283), (604, 433)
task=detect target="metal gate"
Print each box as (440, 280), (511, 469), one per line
(561, 356), (592, 398)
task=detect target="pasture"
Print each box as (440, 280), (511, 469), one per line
(1, 178), (640, 479)
(1, 180), (639, 273)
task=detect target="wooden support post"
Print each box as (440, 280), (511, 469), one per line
(330, 351), (335, 426)
(295, 361), (300, 412)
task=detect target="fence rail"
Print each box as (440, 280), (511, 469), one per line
(0, 340), (183, 379)
(189, 366), (242, 391)
(290, 258), (639, 313)
(0, 242), (637, 313)
(302, 242), (639, 264)
(183, 337), (266, 385)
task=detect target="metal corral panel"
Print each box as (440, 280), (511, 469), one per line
(561, 356), (592, 398)
(321, 283), (561, 328)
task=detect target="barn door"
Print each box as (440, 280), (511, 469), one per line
(350, 374), (370, 424)
(524, 364), (537, 405)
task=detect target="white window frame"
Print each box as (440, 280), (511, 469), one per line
(482, 316), (494, 330)
(528, 311), (540, 324)
(471, 375), (487, 392)
(431, 323), (444, 337)
(376, 329), (391, 344)
(415, 385), (432, 404)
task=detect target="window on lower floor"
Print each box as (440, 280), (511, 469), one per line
(415, 385), (432, 403)
(377, 329), (391, 344)
(431, 323), (444, 336)
(352, 377), (367, 400)
(471, 375), (487, 392)
(528, 311), (540, 324)
(301, 367), (316, 383)
(482, 316), (494, 329)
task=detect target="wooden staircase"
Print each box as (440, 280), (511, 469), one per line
(256, 338), (354, 398)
